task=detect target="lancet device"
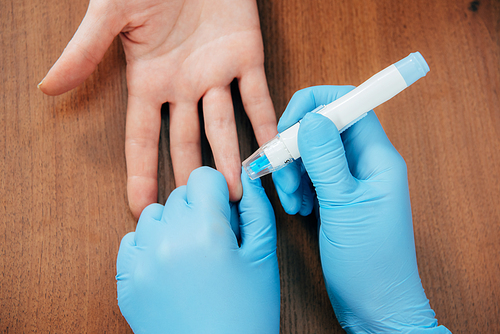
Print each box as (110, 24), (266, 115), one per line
(242, 52), (429, 179)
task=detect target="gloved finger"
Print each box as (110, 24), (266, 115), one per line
(116, 232), (136, 280)
(277, 85), (355, 132)
(203, 86), (242, 202)
(134, 203), (167, 246)
(272, 161), (314, 216)
(140, 202), (164, 221)
(298, 173), (315, 216)
(272, 161), (302, 215)
(163, 185), (188, 216)
(185, 167), (231, 221)
(239, 66), (278, 146)
(169, 101), (203, 188)
(116, 232), (138, 318)
(38, 2), (123, 95)
(341, 111), (407, 181)
(238, 170), (277, 260)
(125, 95), (161, 219)
(298, 112), (358, 202)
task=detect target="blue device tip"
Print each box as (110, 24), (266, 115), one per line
(395, 52), (430, 87)
(249, 154), (270, 173)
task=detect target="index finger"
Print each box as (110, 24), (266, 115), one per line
(341, 111), (406, 181)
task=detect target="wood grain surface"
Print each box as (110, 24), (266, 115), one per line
(2, 0), (499, 333)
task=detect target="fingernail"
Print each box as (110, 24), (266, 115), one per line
(37, 78), (44, 90)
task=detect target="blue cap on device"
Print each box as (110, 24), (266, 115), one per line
(395, 52), (430, 86)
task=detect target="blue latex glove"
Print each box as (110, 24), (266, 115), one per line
(272, 86), (356, 216)
(116, 167), (280, 334)
(274, 86), (451, 333)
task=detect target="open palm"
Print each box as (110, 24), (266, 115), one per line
(39, 0), (277, 218)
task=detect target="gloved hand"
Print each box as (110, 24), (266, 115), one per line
(275, 86), (451, 333)
(272, 86), (356, 215)
(116, 167), (280, 334)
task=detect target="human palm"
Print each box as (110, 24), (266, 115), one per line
(40, 0), (277, 218)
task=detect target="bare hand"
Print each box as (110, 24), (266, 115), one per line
(39, 0), (277, 218)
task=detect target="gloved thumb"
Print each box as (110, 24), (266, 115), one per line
(298, 112), (357, 202)
(238, 170), (277, 261)
(38, 3), (123, 95)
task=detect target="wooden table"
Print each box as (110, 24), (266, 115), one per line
(2, 0), (499, 332)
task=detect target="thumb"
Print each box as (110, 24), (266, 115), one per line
(116, 232), (136, 279)
(116, 231), (138, 321)
(38, 2), (123, 95)
(238, 170), (277, 260)
(298, 113), (357, 202)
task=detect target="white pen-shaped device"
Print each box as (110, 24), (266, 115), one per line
(242, 52), (430, 179)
